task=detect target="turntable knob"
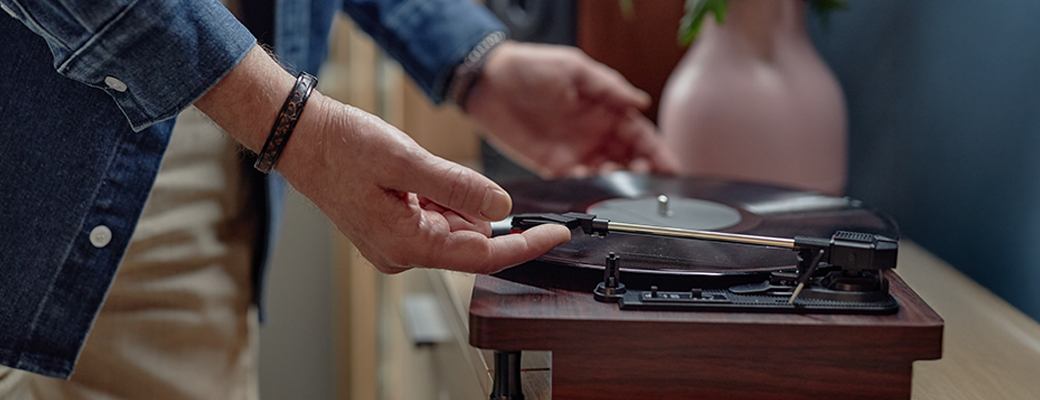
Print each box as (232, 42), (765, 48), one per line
(650, 286), (659, 297)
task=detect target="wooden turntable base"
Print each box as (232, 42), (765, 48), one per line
(469, 264), (944, 400)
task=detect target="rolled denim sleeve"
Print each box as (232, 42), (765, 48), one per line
(0, 0), (255, 131)
(341, 0), (506, 103)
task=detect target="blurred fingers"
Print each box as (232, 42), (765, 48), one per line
(596, 161), (624, 175)
(627, 158), (652, 174)
(574, 58), (651, 110)
(616, 110), (681, 174)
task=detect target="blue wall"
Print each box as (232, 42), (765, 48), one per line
(810, 0), (1040, 321)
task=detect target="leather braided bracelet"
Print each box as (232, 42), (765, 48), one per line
(254, 72), (318, 174)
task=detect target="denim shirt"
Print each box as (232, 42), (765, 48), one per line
(0, 0), (503, 379)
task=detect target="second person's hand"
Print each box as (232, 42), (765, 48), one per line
(464, 41), (681, 178)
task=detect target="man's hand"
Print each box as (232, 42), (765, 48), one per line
(280, 96), (571, 274)
(197, 46), (570, 274)
(465, 41), (680, 178)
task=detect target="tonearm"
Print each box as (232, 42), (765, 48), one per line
(511, 212), (898, 305)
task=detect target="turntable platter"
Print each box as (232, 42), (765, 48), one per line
(588, 197), (742, 231)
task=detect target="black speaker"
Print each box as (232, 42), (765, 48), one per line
(487, 0), (576, 45)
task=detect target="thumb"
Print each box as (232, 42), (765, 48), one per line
(394, 155), (513, 221)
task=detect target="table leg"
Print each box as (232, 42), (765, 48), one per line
(490, 350), (524, 400)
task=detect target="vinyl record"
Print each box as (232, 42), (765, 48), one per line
(506, 172), (899, 275)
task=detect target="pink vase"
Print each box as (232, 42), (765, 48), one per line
(658, 0), (847, 195)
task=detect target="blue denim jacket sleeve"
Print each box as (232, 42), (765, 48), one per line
(340, 0), (507, 103)
(0, 0), (255, 131)
(0, 0), (253, 379)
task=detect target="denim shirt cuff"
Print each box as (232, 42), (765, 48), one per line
(6, 0), (255, 132)
(342, 0), (507, 104)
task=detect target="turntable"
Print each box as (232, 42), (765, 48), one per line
(468, 172), (944, 400)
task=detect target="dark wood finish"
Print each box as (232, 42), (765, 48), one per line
(576, 0), (688, 123)
(470, 266), (943, 399)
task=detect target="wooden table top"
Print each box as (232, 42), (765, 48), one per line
(897, 242), (1040, 399)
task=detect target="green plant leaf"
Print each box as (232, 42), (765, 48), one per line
(678, 0), (729, 47)
(677, 0), (847, 47)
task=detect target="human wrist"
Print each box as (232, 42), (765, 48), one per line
(268, 89), (335, 186)
(462, 40), (517, 126)
(193, 44), (334, 185)
(194, 45), (297, 153)
(446, 32), (508, 111)
(254, 72), (319, 173)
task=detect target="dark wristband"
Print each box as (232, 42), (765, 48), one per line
(254, 72), (318, 174)
(447, 31), (507, 111)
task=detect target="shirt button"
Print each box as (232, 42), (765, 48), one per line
(104, 76), (127, 92)
(89, 225), (112, 248)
